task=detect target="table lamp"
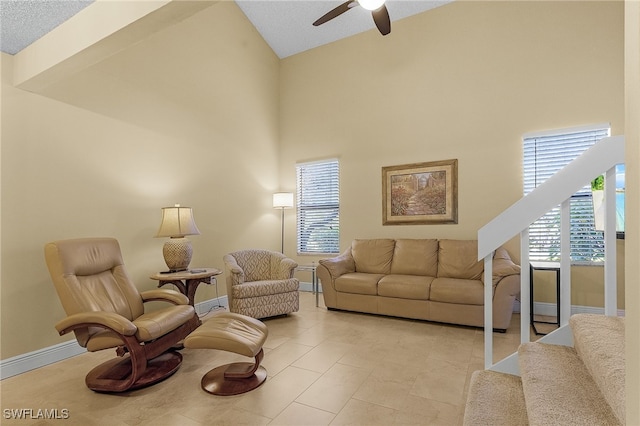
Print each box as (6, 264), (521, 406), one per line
(273, 192), (294, 253)
(155, 204), (201, 272)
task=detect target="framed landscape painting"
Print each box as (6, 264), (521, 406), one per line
(382, 159), (458, 225)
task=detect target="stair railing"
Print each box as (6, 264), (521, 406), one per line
(478, 135), (625, 371)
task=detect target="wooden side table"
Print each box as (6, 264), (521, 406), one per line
(150, 268), (222, 307)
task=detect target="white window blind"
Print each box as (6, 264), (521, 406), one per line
(296, 159), (340, 255)
(523, 125), (610, 264)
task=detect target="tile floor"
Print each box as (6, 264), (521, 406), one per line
(0, 292), (533, 425)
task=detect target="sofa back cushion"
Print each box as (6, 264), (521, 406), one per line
(390, 239), (438, 276)
(437, 239), (483, 280)
(352, 239), (395, 274)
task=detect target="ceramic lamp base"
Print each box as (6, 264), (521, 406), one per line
(163, 237), (193, 272)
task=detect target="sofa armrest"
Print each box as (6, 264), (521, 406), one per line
(492, 247), (521, 286)
(318, 249), (355, 279)
(317, 248), (354, 309)
(55, 312), (137, 337)
(223, 254), (245, 285)
(492, 274), (521, 330)
(140, 289), (189, 305)
(277, 257), (298, 279)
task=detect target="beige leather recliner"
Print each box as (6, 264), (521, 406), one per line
(44, 237), (200, 392)
(223, 249), (300, 319)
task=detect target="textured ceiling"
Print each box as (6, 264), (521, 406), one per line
(236, 0), (452, 58)
(0, 0), (451, 58)
(0, 0), (94, 55)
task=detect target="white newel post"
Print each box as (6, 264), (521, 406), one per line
(560, 199), (572, 327)
(520, 229), (530, 344)
(484, 253), (493, 369)
(604, 166), (617, 316)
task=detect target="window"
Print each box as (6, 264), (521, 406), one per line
(296, 159), (340, 255)
(523, 124), (610, 264)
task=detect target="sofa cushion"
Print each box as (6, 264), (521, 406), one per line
(437, 239), (483, 280)
(378, 274), (434, 300)
(335, 273), (383, 295)
(430, 277), (484, 305)
(351, 239), (395, 274)
(390, 239), (438, 276)
(231, 279), (299, 299)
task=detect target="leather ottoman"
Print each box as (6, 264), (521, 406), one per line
(184, 312), (268, 395)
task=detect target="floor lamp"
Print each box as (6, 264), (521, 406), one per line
(273, 192), (294, 253)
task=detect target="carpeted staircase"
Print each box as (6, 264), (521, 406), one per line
(463, 313), (625, 425)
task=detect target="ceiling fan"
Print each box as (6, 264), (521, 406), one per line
(313, 0), (391, 36)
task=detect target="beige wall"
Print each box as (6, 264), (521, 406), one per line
(532, 241), (625, 310)
(280, 0), (624, 306)
(0, 2), (281, 359)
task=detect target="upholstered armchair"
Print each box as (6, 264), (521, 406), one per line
(44, 238), (200, 392)
(223, 249), (299, 319)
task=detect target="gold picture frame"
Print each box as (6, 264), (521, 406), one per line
(382, 159), (458, 225)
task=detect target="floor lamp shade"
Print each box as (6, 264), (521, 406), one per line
(273, 192), (294, 209)
(273, 193), (294, 253)
(155, 205), (201, 272)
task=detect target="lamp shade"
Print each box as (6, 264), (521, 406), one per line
(273, 192), (294, 209)
(155, 205), (201, 238)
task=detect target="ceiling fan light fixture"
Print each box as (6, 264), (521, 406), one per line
(358, 0), (385, 11)
(313, 0), (391, 36)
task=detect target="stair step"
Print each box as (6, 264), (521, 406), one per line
(463, 370), (528, 426)
(519, 342), (620, 425)
(570, 313), (625, 424)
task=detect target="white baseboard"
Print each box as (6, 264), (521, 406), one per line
(194, 295), (228, 316)
(299, 281), (319, 293)
(0, 340), (87, 380)
(513, 300), (625, 317)
(0, 296), (229, 380)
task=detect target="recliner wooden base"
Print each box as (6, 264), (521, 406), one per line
(86, 351), (183, 393)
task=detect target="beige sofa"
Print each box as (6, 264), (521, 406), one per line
(317, 239), (521, 331)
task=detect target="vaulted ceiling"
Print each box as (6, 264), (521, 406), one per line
(0, 0), (451, 58)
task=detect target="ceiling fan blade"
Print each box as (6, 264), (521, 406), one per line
(372, 4), (391, 35)
(313, 0), (357, 26)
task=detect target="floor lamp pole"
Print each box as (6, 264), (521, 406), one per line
(280, 208), (285, 253)
(273, 192), (293, 254)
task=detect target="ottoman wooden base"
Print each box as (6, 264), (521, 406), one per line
(202, 361), (267, 396)
(184, 312), (268, 396)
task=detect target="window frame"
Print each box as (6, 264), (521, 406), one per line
(295, 159), (340, 255)
(523, 124), (611, 265)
